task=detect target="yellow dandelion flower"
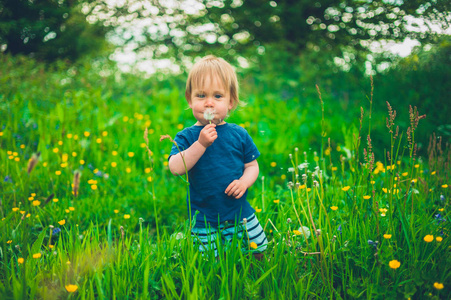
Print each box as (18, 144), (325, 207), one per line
(389, 260), (401, 269)
(80, 159), (85, 165)
(164, 154), (169, 159)
(270, 162), (277, 167)
(342, 186), (350, 192)
(58, 219), (66, 225)
(65, 285), (78, 293)
(371, 180), (375, 185)
(147, 176), (152, 182)
(32, 200), (41, 206)
(128, 152), (135, 158)
(397, 160), (401, 165)
(382, 188), (388, 193)
(424, 235), (434, 242)
(177, 124), (184, 130)
(20, 211), (25, 214)
(28, 196), (34, 201)
(255, 207), (262, 213)
(325, 148), (331, 156)
(124, 214), (131, 219)
(114, 209), (119, 214)
(20, 144), (25, 149)
(111, 162), (117, 167)
(60, 163), (67, 168)
(53, 148), (59, 153)
(84, 131), (90, 137)
(126, 167), (131, 173)
(7, 240), (12, 244)
(145, 168), (151, 173)
(307, 188), (312, 192)
(250, 242), (258, 249)
(438, 208), (444, 212)
(299, 184), (306, 189)
(18, 258), (24, 264)
(0, 132), (3, 136)
(67, 133), (73, 139)
(414, 164), (419, 168)
(140, 142), (146, 148)
(58, 141), (63, 145)
(436, 236), (443, 242)
(402, 172), (408, 176)
(66, 261), (71, 265)
(293, 230), (301, 236)
(55, 170), (61, 176)
(102, 131), (108, 137)
(314, 156), (319, 162)
(96, 138), (102, 143)
(72, 152), (77, 157)
(26, 213), (31, 218)
(69, 207), (75, 211)
(91, 184), (97, 190)
(433, 282), (444, 290)
(12, 207), (19, 212)
(32, 253), (41, 259)
(73, 134), (79, 140)
(383, 234), (392, 239)
(332, 166), (338, 171)
(123, 116), (129, 122)
(112, 151), (118, 156)
(53, 198), (59, 203)
(363, 195), (371, 200)
(281, 174), (286, 180)
(330, 206), (338, 211)
(14, 157), (20, 162)
(442, 184), (448, 188)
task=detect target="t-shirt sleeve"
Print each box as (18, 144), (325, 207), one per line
(243, 130), (260, 164)
(169, 130), (191, 159)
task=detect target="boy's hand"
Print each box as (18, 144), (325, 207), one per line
(198, 124), (217, 148)
(225, 179), (248, 199)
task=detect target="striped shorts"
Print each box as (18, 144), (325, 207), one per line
(191, 213), (268, 257)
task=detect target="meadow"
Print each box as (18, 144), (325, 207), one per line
(0, 54), (450, 299)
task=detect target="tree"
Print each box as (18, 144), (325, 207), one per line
(0, 0), (108, 61)
(89, 0), (450, 66)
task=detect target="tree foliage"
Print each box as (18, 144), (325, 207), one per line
(92, 0), (450, 65)
(0, 0), (107, 61)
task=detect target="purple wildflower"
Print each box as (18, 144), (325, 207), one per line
(4, 175), (12, 183)
(52, 228), (61, 235)
(337, 225), (342, 234)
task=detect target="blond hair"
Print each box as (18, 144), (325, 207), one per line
(185, 55), (240, 110)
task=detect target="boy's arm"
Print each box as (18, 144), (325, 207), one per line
(168, 124), (217, 175)
(225, 159), (259, 199)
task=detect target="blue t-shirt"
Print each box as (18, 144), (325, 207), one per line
(169, 123), (260, 228)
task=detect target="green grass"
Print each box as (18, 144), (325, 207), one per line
(0, 54), (450, 299)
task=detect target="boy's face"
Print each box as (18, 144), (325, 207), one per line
(189, 74), (233, 126)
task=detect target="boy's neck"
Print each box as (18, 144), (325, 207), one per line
(194, 120), (227, 126)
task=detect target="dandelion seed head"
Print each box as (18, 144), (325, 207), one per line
(203, 108), (216, 121)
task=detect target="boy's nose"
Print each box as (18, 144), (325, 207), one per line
(205, 97), (214, 106)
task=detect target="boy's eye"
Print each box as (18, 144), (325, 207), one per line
(215, 94), (223, 99)
(196, 93), (205, 98)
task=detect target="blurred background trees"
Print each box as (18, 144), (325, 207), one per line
(0, 0), (107, 61)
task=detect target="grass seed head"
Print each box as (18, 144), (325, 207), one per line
(73, 170), (81, 197)
(27, 152), (41, 174)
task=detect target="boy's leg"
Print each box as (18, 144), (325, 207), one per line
(191, 225), (219, 257)
(241, 213), (268, 257)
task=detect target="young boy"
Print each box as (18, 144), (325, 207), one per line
(168, 55), (267, 258)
